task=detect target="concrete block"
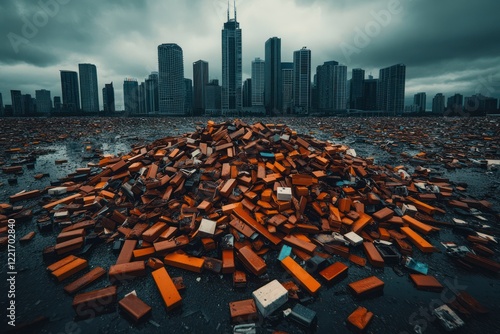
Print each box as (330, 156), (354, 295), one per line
(252, 279), (288, 318)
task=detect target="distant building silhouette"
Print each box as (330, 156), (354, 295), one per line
(379, 64), (405, 115)
(158, 43), (185, 115)
(23, 94), (35, 115)
(316, 61), (347, 112)
(362, 75), (379, 110)
(60, 70), (80, 112)
(465, 94), (498, 114)
(205, 79), (222, 114)
(79, 63), (99, 112)
(432, 93), (445, 113)
(0, 92), (3, 115)
(447, 93), (463, 110)
(281, 62), (293, 114)
(10, 90), (23, 116)
(293, 47), (311, 114)
(102, 82), (115, 113)
(53, 96), (62, 112)
(221, 3), (242, 114)
(138, 82), (146, 114)
(123, 78), (139, 113)
(193, 60), (209, 115)
(35, 89), (52, 113)
(145, 73), (159, 114)
(242, 78), (252, 108)
(251, 58), (265, 107)
(265, 37), (282, 115)
(413, 92), (426, 112)
(350, 68), (365, 109)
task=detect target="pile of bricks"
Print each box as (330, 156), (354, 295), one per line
(1, 120), (496, 332)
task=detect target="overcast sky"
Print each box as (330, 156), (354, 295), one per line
(1, 0), (499, 110)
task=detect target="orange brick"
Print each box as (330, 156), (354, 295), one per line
(281, 256), (321, 295)
(152, 267), (182, 311)
(164, 252), (205, 273)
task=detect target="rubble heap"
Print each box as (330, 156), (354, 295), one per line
(1, 120), (496, 332)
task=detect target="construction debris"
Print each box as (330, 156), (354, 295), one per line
(1, 119), (497, 332)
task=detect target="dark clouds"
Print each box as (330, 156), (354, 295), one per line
(1, 0), (499, 109)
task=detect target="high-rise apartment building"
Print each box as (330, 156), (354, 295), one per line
(78, 63), (99, 112)
(102, 82), (115, 113)
(293, 47), (311, 114)
(251, 58), (265, 107)
(281, 62), (293, 114)
(60, 70), (80, 112)
(379, 64), (406, 114)
(123, 78), (139, 114)
(350, 68), (365, 109)
(35, 89), (52, 113)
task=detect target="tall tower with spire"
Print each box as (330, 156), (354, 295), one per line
(221, 0), (242, 114)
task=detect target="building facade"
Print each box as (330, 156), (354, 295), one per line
(193, 60), (209, 115)
(413, 92), (427, 112)
(60, 70), (80, 112)
(281, 62), (293, 114)
(293, 47), (311, 114)
(35, 89), (52, 113)
(378, 64), (406, 114)
(251, 58), (265, 107)
(123, 78), (139, 114)
(158, 43), (185, 115)
(432, 93), (445, 113)
(350, 68), (365, 110)
(102, 82), (115, 113)
(145, 73), (159, 114)
(78, 63), (99, 112)
(265, 37), (282, 115)
(10, 90), (23, 116)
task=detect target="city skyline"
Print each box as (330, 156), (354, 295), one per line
(0, 0), (499, 110)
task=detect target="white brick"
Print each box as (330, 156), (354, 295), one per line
(277, 187), (292, 201)
(252, 279), (288, 318)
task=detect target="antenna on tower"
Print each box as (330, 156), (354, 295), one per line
(234, 0), (237, 21)
(227, 1), (229, 21)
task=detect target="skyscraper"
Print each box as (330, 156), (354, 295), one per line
(242, 78), (252, 108)
(145, 73), (159, 114)
(10, 90), (23, 116)
(205, 79), (222, 114)
(123, 78), (139, 114)
(363, 75), (379, 110)
(350, 68), (365, 109)
(138, 82), (146, 114)
(193, 60), (209, 115)
(251, 58), (265, 107)
(432, 93), (445, 113)
(379, 64), (405, 115)
(0, 92), (3, 115)
(447, 93), (463, 110)
(265, 37), (282, 115)
(102, 82), (115, 113)
(316, 61), (347, 112)
(35, 89), (52, 113)
(221, 3), (242, 114)
(53, 96), (62, 112)
(293, 47), (311, 114)
(158, 43), (185, 115)
(23, 94), (35, 114)
(78, 63), (99, 112)
(184, 78), (193, 115)
(60, 70), (80, 112)
(281, 62), (293, 114)
(413, 92), (426, 112)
